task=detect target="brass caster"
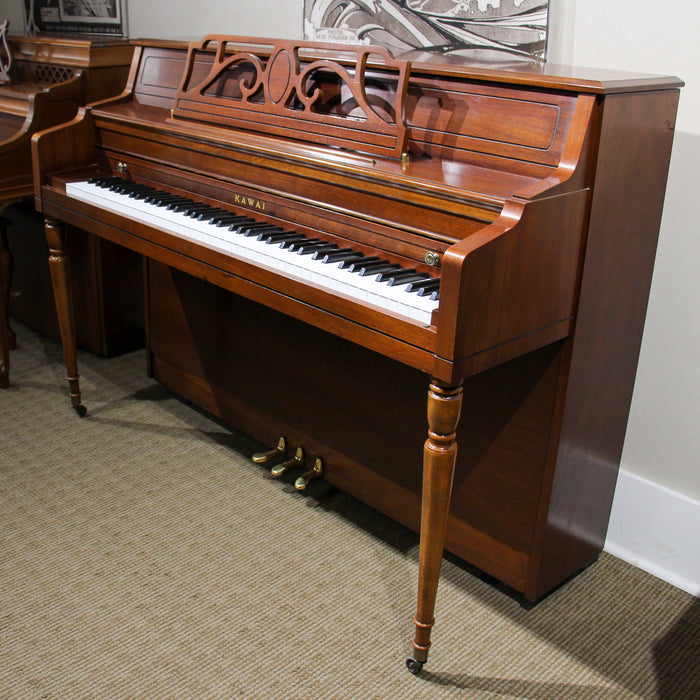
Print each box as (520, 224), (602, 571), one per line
(252, 437), (286, 464)
(73, 404), (88, 417)
(294, 457), (323, 491)
(270, 446), (304, 477)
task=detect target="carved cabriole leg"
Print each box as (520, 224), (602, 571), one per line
(407, 379), (463, 674)
(45, 216), (86, 416)
(0, 215), (11, 388)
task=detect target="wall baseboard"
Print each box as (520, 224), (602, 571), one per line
(604, 469), (699, 597)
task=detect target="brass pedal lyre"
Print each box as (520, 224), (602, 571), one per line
(252, 437), (286, 464)
(270, 446), (304, 478)
(294, 457), (324, 491)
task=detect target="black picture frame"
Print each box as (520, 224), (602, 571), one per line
(24, 0), (127, 36)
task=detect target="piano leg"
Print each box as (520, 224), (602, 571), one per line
(407, 379), (463, 674)
(45, 216), (86, 416)
(0, 214), (13, 388)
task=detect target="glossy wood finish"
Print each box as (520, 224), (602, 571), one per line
(172, 36), (412, 159)
(32, 37), (682, 670)
(0, 34), (138, 378)
(411, 380), (463, 667)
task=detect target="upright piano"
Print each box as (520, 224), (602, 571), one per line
(0, 32), (134, 387)
(32, 36), (682, 671)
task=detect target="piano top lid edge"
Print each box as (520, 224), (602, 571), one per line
(396, 51), (684, 94)
(8, 33), (134, 68)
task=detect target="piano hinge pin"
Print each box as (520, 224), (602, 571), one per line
(252, 436), (286, 464)
(425, 251), (440, 267)
(294, 457), (324, 491)
(270, 446), (304, 478)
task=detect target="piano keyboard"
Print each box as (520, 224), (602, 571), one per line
(65, 178), (440, 326)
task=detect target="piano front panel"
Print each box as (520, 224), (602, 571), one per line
(146, 258), (566, 593)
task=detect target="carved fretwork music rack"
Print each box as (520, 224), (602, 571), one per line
(170, 35), (411, 159)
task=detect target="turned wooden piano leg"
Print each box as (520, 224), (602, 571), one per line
(0, 215), (14, 388)
(407, 379), (463, 674)
(45, 216), (86, 416)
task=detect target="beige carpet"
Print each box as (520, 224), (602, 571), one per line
(1, 322), (698, 699)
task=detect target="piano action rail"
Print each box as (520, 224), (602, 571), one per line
(31, 36), (682, 672)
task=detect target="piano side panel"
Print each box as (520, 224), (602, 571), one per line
(525, 88), (682, 600)
(145, 259), (572, 596)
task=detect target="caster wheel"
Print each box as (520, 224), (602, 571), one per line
(406, 658), (423, 674)
(73, 404), (87, 417)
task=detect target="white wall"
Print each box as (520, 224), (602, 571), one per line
(3, 0), (697, 589)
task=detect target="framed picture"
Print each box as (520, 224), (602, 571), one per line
(304, 0), (549, 61)
(24, 0), (128, 36)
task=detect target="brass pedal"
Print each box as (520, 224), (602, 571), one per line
(270, 446), (304, 478)
(294, 457), (323, 491)
(252, 437), (286, 464)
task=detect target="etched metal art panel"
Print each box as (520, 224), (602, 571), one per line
(172, 36), (411, 159)
(305, 0), (549, 61)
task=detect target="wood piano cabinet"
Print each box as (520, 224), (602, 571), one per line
(0, 32), (141, 387)
(32, 37), (681, 669)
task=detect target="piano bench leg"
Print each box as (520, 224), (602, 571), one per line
(44, 216), (86, 416)
(408, 379), (463, 673)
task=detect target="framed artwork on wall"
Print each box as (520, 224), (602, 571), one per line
(24, 0), (128, 36)
(304, 0), (549, 61)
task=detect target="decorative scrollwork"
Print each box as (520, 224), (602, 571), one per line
(0, 19), (12, 82)
(171, 35), (411, 159)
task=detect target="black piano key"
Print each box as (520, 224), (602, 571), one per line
(143, 192), (176, 204)
(312, 247), (353, 261)
(232, 222), (275, 235)
(260, 231), (302, 243)
(106, 180), (133, 191)
(196, 209), (231, 221)
(244, 226), (284, 237)
(167, 199), (198, 211)
(418, 284), (441, 298)
(357, 262), (402, 277)
(320, 250), (365, 264)
(125, 184), (156, 193)
(296, 242), (338, 256)
(227, 218), (259, 232)
(89, 176), (123, 187)
(376, 268), (417, 283)
(343, 256), (381, 271)
(387, 274), (432, 288)
(285, 238), (321, 251)
(130, 189), (161, 200)
(429, 290), (439, 301)
(406, 278), (440, 294)
(210, 214), (250, 226)
(150, 195), (188, 207)
(178, 203), (214, 216)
